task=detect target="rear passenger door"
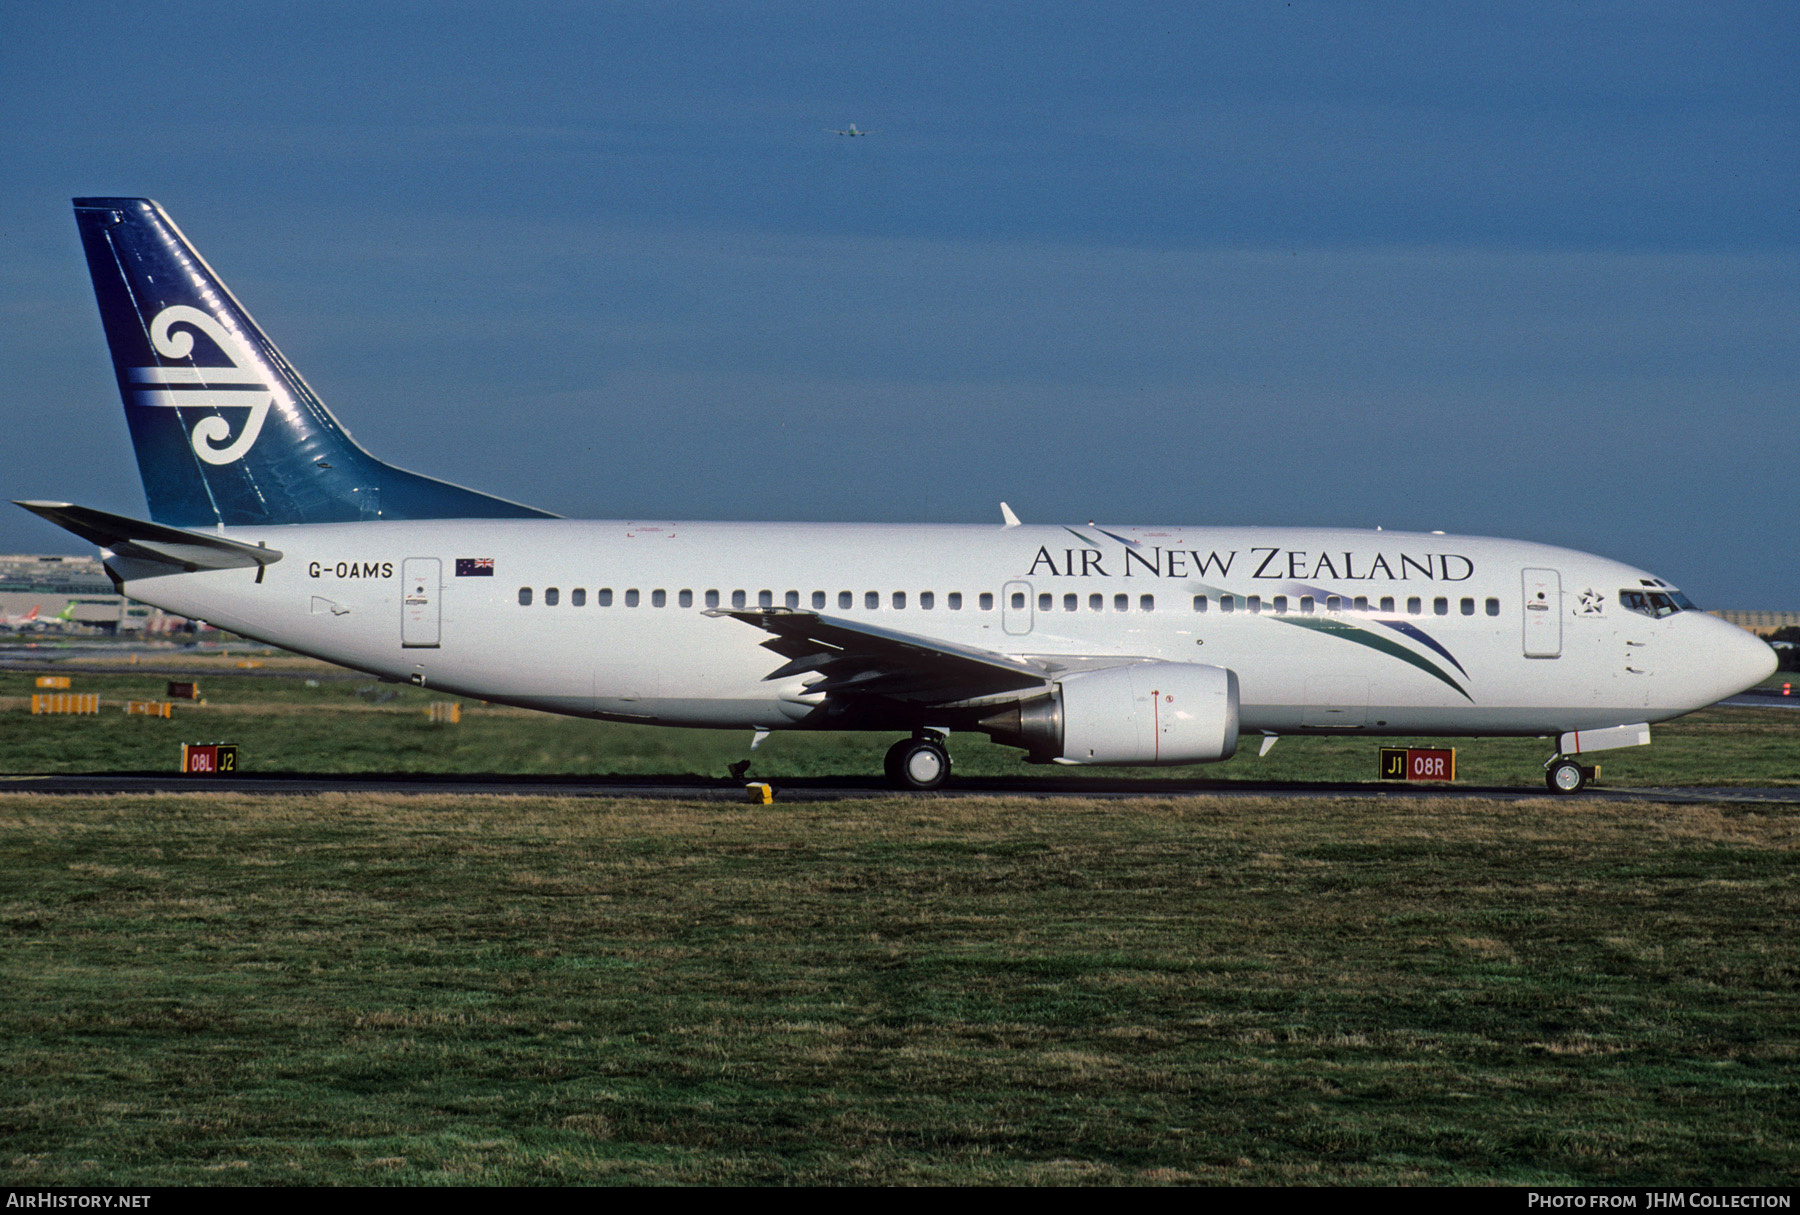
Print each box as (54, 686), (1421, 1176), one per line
(402, 558), (441, 648)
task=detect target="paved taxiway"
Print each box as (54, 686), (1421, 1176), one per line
(3, 772), (1797, 805)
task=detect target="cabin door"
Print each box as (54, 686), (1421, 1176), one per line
(402, 558), (441, 648)
(1522, 568), (1561, 658)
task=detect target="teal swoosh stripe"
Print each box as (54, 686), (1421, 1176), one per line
(1273, 616), (1473, 701)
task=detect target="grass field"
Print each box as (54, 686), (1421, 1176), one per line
(2, 791), (1795, 1185)
(2, 655), (1798, 788)
(2, 652), (1795, 1184)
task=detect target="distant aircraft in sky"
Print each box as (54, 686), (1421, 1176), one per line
(17, 198), (1777, 794)
(826, 124), (871, 136)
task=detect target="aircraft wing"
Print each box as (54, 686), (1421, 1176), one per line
(707, 607), (1053, 704)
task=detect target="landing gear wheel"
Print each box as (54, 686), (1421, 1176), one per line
(885, 737), (951, 790)
(1546, 759), (1587, 795)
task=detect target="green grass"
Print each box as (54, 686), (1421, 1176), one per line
(1, 792), (1795, 1184)
(3, 662), (1798, 787)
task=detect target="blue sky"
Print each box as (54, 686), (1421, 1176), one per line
(2, 2), (1795, 605)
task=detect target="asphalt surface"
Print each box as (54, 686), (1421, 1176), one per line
(1719, 688), (1800, 708)
(3, 771), (1796, 805)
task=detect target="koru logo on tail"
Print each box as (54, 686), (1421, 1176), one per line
(129, 305), (273, 465)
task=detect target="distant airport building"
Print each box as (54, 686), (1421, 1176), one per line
(1708, 610), (1800, 637)
(0, 554), (195, 633)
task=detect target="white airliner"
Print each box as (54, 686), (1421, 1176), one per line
(20, 199), (1776, 792)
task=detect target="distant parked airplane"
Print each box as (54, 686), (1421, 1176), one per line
(0, 605), (41, 630)
(0, 603), (76, 632)
(16, 198), (1778, 794)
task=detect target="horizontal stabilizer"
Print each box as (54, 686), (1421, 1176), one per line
(14, 501), (282, 572)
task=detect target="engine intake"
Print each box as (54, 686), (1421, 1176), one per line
(980, 661), (1239, 765)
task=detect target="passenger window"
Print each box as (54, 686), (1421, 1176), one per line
(1011, 592), (1026, 610)
(1272, 595), (1288, 614)
(865, 591), (879, 610)
(1114, 593), (1129, 612)
(1140, 594), (1154, 612)
(599, 588), (614, 607)
(1064, 593), (1077, 612)
(679, 590), (693, 608)
(1300, 596), (1314, 615)
(979, 592), (994, 611)
(571, 588), (586, 607)
(1247, 595), (1261, 614)
(625, 589), (640, 607)
(1192, 595), (1208, 613)
(1091, 593), (1104, 611)
(839, 591), (853, 609)
(1460, 597), (1474, 616)
(1038, 592), (1051, 611)
(1380, 596), (1395, 613)
(894, 591), (907, 609)
(1407, 596), (1422, 616)
(1486, 597), (1499, 616)
(545, 587), (559, 606)
(704, 589), (718, 608)
(921, 592), (934, 610)
(810, 590), (825, 609)
(1354, 596), (1368, 612)
(518, 587), (532, 606)
(652, 589), (666, 607)
(1326, 595), (1340, 612)
(785, 590), (799, 609)
(731, 590), (746, 609)
(948, 593), (962, 610)
(1434, 596), (1448, 616)
(1220, 595), (1236, 614)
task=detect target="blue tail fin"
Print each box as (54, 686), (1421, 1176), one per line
(72, 198), (556, 527)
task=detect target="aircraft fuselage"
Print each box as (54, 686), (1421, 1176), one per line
(112, 518), (1770, 739)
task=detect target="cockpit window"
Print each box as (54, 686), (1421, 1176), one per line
(1620, 589), (1695, 618)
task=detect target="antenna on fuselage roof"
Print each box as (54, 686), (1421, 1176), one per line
(1000, 502), (1021, 528)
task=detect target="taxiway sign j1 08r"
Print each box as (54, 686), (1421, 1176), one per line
(18, 199), (1775, 792)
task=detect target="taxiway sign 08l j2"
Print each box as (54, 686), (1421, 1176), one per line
(19, 198), (1776, 792)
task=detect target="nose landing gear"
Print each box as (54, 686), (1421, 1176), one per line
(885, 732), (951, 790)
(1545, 756), (1598, 795)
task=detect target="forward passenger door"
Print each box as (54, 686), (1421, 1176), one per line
(1522, 568), (1561, 658)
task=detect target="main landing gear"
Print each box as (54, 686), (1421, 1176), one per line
(885, 732), (951, 790)
(1544, 755), (1598, 795)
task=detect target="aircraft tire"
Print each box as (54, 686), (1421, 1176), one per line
(1546, 759), (1587, 795)
(886, 737), (950, 790)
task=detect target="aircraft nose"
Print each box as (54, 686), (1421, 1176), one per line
(1712, 617), (1778, 701)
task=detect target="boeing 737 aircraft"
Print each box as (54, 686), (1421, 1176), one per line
(20, 199), (1776, 791)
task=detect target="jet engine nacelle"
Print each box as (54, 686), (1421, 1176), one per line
(980, 661), (1240, 765)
